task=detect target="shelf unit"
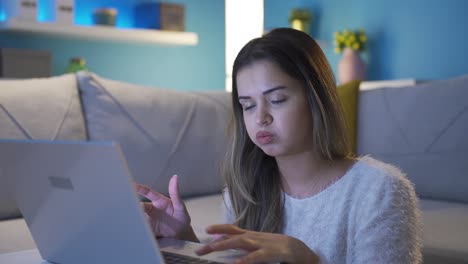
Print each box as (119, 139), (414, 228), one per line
(0, 19), (198, 46)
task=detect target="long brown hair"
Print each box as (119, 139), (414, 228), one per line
(222, 28), (351, 233)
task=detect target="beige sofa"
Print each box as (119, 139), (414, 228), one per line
(1, 72), (467, 263)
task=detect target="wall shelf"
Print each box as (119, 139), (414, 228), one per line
(0, 18), (198, 46)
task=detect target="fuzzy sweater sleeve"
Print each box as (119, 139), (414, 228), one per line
(350, 168), (422, 264)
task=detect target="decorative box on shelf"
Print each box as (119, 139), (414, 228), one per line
(4, 0), (74, 24)
(134, 2), (185, 31)
(0, 48), (51, 78)
(55, 0), (74, 25)
(2, 0), (39, 21)
(18, 0), (37, 21)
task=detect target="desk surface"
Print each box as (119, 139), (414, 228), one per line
(0, 249), (48, 264)
(0, 239), (245, 264)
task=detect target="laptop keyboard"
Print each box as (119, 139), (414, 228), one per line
(162, 251), (224, 264)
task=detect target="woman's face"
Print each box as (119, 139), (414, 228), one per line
(236, 59), (314, 157)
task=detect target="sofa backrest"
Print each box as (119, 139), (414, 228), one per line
(357, 75), (468, 203)
(76, 72), (232, 199)
(0, 74), (87, 220)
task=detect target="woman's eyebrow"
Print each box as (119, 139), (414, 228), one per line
(238, 86), (286, 100)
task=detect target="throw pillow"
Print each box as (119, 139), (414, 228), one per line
(337, 80), (360, 154)
(0, 74), (87, 220)
(357, 74), (468, 203)
(77, 72), (232, 198)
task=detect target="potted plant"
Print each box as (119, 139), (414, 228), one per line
(334, 29), (367, 54)
(334, 28), (368, 84)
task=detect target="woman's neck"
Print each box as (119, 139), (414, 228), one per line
(276, 152), (353, 199)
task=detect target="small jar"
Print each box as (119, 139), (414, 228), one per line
(66, 57), (89, 73)
(93, 8), (118, 26)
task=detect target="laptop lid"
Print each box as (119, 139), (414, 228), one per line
(0, 139), (164, 264)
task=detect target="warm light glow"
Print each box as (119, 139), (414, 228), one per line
(291, 19), (303, 31)
(225, 0), (263, 92)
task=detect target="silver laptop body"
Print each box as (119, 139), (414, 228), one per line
(0, 139), (240, 264)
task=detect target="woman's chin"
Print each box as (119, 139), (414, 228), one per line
(259, 144), (308, 158)
(259, 145), (284, 157)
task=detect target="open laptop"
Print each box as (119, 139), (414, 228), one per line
(0, 139), (243, 264)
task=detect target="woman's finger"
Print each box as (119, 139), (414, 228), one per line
(205, 224), (245, 235)
(211, 233), (232, 242)
(135, 183), (169, 206)
(195, 236), (258, 255)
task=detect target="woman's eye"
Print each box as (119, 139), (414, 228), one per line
(271, 98), (286, 104)
(243, 105), (255, 111)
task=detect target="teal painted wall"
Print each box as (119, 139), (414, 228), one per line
(0, 0), (225, 90)
(265, 0), (468, 81)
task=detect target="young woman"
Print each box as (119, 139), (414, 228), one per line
(136, 28), (422, 263)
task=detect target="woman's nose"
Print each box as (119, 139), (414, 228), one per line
(255, 106), (273, 127)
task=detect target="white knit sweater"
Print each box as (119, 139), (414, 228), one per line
(225, 156), (422, 263)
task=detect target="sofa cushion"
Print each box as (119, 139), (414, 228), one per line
(0, 74), (87, 220)
(77, 72), (231, 198)
(0, 74), (86, 141)
(337, 80), (360, 153)
(420, 199), (468, 263)
(357, 74), (468, 203)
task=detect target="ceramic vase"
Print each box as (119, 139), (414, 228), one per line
(338, 47), (366, 84)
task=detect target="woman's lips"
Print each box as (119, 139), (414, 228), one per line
(256, 131), (274, 144)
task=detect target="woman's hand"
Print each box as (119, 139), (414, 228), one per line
(195, 224), (318, 264)
(135, 175), (199, 242)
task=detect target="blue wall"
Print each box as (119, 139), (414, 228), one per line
(0, 0), (225, 90)
(265, 0), (468, 81)
(4, 1), (466, 87)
